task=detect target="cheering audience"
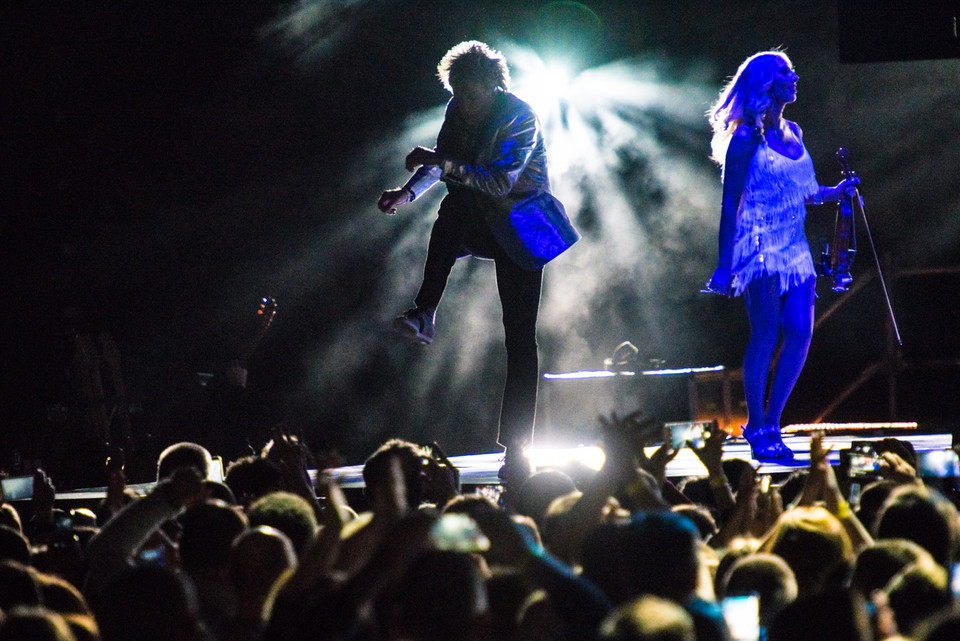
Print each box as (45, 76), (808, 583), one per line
(1, 413), (959, 641)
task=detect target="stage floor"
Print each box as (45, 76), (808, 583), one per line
(323, 431), (954, 489)
(54, 430), (953, 501)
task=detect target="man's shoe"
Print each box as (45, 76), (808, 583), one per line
(497, 447), (532, 511)
(497, 451), (532, 485)
(392, 307), (435, 345)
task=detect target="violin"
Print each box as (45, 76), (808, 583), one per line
(819, 147), (858, 291)
(815, 148), (903, 345)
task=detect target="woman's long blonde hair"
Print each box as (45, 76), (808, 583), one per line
(708, 50), (793, 166)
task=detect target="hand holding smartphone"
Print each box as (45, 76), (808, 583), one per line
(0, 476), (34, 501)
(665, 420), (713, 449)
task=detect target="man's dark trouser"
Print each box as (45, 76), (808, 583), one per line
(414, 193), (542, 450)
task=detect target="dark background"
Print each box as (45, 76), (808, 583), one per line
(3, 1), (960, 487)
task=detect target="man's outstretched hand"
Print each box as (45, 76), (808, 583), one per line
(377, 188), (412, 215)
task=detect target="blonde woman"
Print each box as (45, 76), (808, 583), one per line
(707, 51), (859, 459)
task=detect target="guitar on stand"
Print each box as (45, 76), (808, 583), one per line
(213, 296), (279, 458)
(233, 296), (279, 381)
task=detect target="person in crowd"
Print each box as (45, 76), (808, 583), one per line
(0, 525), (31, 565)
(0, 503), (23, 532)
(705, 50), (860, 459)
(224, 455), (282, 509)
(757, 433), (871, 598)
(82, 455), (208, 606)
(766, 589), (873, 641)
(849, 538), (938, 601)
(719, 552), (798, 632)
(615, 511), (729, 641)
(227, 526), (297, 641)
(245, 492), (317, 558)
(0, 558), (43, 611)
(156, 442), (213, 482)
(855, 479), (901, 536)
(36, 572), (94, 617)
(759, 506), (853, 599)
(884, 561), (953, 638)
(177, 501), (249, 637)
(713, 538), (761, 595)
(331, 438), (458, 574)
(0, 605), (79, 641)
(598, 595), (697, 641)
(95, 565), (207, 641)
(9, 411), (960, 641)
(390, 549), (492, 641)
(875, 483), (960, 570)
(331, 439), (429, 572)
(913, 607), (960, 641)
(513, 469), (578, 530)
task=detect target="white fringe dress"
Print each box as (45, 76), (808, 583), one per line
(731, 140), (820, 297)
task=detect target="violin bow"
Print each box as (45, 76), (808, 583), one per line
(848, 181), (903, 346)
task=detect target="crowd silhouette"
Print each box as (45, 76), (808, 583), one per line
(2, 413), (960, 641)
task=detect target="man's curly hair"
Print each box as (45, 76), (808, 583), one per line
(437, 40), (510, 93)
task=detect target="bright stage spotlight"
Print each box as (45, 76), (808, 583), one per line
(515, 60), (575, 120)
(525, 444), (606, 472)
(504, 46), (578, 126)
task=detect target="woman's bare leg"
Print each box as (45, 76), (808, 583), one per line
(764, 277), (816, 428)
(743, 276), (784, 431)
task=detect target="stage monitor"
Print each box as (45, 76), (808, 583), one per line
(838, 1), (960, 62)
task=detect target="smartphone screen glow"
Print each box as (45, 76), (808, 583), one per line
(722, 594), (761, 641)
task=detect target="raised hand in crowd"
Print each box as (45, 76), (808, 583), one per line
(797, 431), (872, 551)
(472, 499), (542, 568)
(421, 441), (461, 507)
(471, 505), (613, 639)
(30, 468), (57, 522)
(267, 472), (348, 612)
(269, 426), (315, 496)
(538, 411), (667, 566)
(875, 450), (919, 485)
(83, 463), (207, 605)
(638, 428), (681, 490)
(754, 472), (784, 537)
(728, 462), (784, 540)
(710, 461), (761, 549)
(268, 424), (326, 524)
(265, 460), (437, 641)
(328, 445), (423, 578)
(21, 468), (59, 543)
(535, 421), (620, 565)
(98, 447), (136, 524)
(597, 410), (671, 509)
(690, 421), (736, 514)
(797, 432), (839, 508)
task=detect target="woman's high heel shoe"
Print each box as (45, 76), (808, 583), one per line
(742, 424), (794, 460)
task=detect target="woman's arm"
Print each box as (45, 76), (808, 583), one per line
(805, 177), (862, 205)
(710, 125), (758, 293)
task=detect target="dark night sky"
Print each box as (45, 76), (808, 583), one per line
(4, 1), (960, 482)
